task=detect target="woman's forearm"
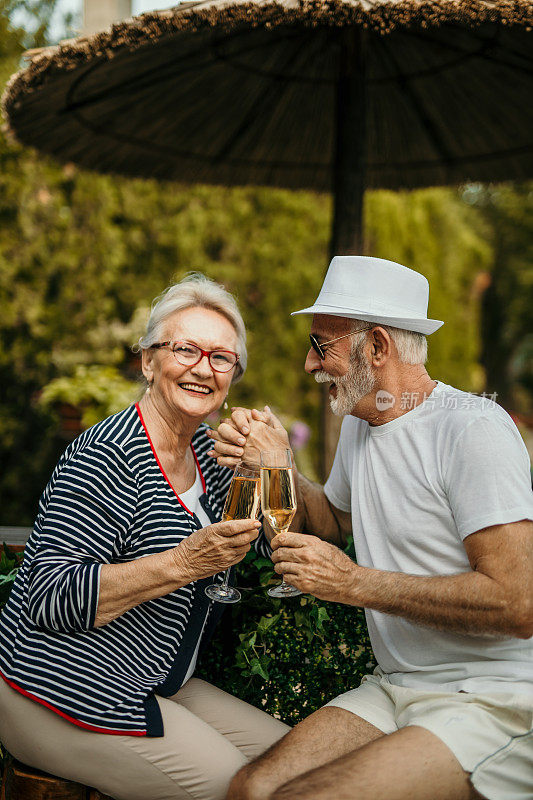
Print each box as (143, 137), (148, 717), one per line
(94, 547), (192, 628)
(94, 517), (260, 627)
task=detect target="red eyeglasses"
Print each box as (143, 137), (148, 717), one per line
(150, 341), (239, 373)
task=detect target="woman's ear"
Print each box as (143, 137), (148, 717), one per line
(141, 348), (155, 386)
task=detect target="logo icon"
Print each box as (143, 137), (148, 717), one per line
(376, 390), (395, 411)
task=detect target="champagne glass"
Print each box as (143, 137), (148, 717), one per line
(205, 462), (260, 603)
(260, 449), (302, 599)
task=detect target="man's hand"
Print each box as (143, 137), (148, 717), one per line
(208, 406), (291, 468)
(271, 532), (358, 602)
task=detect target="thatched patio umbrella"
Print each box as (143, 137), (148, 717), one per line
(3, 0), (533, 471)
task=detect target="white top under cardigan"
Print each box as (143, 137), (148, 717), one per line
(180, 468), (212, 687)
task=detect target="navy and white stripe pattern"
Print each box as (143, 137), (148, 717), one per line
(0, 405), (271, 736)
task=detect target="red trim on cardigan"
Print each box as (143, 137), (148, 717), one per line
(0, 673), (146, 736)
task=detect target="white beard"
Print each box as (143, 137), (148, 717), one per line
(314, 339), (376, 416)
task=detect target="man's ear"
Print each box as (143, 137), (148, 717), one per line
(370, 327), (393, 365)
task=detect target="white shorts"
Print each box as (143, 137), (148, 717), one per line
(325, 671), (533, 800)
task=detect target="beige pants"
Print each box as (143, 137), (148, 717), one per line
(0, 677), (290, 800)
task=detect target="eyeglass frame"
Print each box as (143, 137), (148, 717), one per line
(149, 341), (240, 373)
(309, 324), (376, 360)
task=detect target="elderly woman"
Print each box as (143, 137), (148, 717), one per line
(0, 274), (289, 800)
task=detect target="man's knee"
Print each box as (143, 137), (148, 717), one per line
(227, 762), (272, 800)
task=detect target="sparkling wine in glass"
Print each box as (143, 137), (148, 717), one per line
(205, 462), (260, 604)
(260, 449), (302, 599)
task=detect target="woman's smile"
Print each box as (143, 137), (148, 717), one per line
(178, 382), (213, 395)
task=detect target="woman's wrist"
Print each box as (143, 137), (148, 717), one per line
(170, 542), (199, 586)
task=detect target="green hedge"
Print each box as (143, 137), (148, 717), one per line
(197, 541), (375, 726)
(0, 543), (375, 728)
(0, 544), (22, 608)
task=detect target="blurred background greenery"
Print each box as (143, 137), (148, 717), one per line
(1, 1), (532, 526)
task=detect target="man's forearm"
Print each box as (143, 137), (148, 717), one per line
(345, 564), (530, 639)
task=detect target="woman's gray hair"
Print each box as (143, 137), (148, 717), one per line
(137, 273), (247, 382)
(352, 320), (427, 365)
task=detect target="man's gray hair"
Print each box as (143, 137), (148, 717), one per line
(137, 273), (247, 382)
(352, 320), (427, 365)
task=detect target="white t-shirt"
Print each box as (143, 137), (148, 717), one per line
(179, 467), (212, 686)
(324, 381), (533, 696)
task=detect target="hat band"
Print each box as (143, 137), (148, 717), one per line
(313, 300), (429, 321)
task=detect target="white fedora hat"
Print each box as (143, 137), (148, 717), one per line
(292, 256), (444, 335)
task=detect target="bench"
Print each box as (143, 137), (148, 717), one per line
(1, 757), (114, 800)
(0, 527), (32, 554)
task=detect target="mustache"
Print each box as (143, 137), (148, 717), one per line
(314, 371), (335, 384)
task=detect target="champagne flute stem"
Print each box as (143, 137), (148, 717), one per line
(268, 526), (302, 598)
(220, 568), (231, 590)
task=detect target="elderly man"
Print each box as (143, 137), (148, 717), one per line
(208, 256), (533, 800)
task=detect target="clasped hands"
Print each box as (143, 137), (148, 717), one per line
(207, 406), (359, 603)
(207, 405), (289, 469)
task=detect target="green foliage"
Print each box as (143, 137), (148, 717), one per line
(0, 543), (21, 609)
(366, 188), (491, 392)
(463, 182), (533, 409)
(197, 542), (375, 726)
(0, 0), (72, 525)
(39, 365), (140, 429)
(0, 134), (502, 523)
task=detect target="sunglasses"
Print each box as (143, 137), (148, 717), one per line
(309, 325), (375, 360)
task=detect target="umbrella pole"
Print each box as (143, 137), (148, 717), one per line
(321, 27), (367, 480)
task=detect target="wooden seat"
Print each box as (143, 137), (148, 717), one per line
(1, 757), (114, 800)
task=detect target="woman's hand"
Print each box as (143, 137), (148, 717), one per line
(208, 406), (291, 468)
(172, 518), (261, 582)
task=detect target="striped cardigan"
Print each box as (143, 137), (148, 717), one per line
(0, 404), (270, 736)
